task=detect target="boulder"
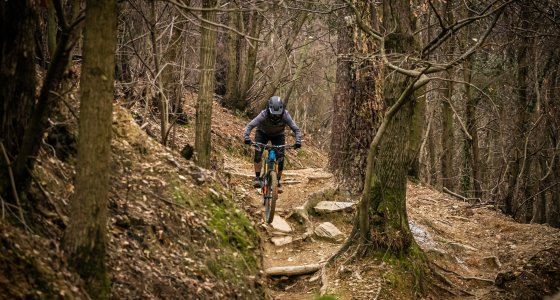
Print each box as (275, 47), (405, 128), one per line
(271, 215), (292, 233)
(314, 222), (344, 243)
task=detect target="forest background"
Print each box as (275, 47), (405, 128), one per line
(0, 0), (559, 299)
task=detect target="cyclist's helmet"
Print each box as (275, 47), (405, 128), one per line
(268, 96), (284, 121)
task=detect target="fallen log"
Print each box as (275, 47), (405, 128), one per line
(265, 263), (324, 277)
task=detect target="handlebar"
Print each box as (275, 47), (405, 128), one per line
(250, 142), (295, 150)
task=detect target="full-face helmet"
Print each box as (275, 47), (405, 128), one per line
(268, 96), (284, 121)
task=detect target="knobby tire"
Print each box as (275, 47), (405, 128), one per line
(265, 171), (278, 223)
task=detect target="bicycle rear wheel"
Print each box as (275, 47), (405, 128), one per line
(264, 171), (278, 223)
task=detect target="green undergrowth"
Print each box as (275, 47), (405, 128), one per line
(168, 180), (260, 288)
(375, 245), (428, 299)
(206, 192), (259, 283)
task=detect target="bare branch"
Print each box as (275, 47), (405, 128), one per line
(428, 0), (446, 31)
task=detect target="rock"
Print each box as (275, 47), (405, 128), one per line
(271, 216), (292, 233)
(288, 206), (310, 225)
(480, 256), (502, 269)
(271, 236), (293, 246)
(115, 215), (131, 229)
(314, 222), (344, 243)
(314, 201), (355, 214)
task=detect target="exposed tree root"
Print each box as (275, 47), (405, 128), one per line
(429, 264), (475, 296)
(431, 261), (494, 284)
(264, 264), (324, 277)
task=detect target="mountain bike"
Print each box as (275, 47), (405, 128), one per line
(251, 142), (294, 223)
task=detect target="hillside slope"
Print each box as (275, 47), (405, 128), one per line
(1, 95), (558, 300)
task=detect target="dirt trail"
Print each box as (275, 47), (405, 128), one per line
(225, 151), (560, 299)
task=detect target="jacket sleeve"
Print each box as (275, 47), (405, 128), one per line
(243, 110), (266, 140)
(283, 111), (302, 143)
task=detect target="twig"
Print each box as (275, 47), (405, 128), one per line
(443, 187), (468, 202)
(31, 175), (66, 223)
(442, 99), (472, 141)
(0, 194), (5, 219)
(50, 90), (79, 120)
(460, 276), (495, 284)
(372, 281), (382, 300)
(0, 142), (29, 231)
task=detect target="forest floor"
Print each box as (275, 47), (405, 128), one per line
(225, 156), (560, 300)
(2, 93), (558, 299)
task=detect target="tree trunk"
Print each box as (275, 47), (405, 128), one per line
(195, 0), (219, 168)
(47, 3), (58, 59)
(0, 0), (37, 205)
(63, 0), (116, 297)
(344, 0), (428, 290)
(440, 0), (455, 191)
(462, 57), (482, 199)
(13, 5), (83, 205)
(150, 1), (168, 145)
(407, 91), (426, 180)
(328, 6), (353, 180)
(239, 11), (262, 106)
(224, 6), (240, 109)
(329, 3), (381, 191)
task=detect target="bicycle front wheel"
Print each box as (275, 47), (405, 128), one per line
(264, 171), (278, 223)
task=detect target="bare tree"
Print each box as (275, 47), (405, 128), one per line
(63, 0), (116, 297)
(194, 0), (219, 168)
(324, 0), (510, 293)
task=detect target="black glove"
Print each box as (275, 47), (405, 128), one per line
(244, 139), (252, 145)
(294, 143), (301, 149)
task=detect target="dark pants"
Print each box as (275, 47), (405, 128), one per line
(254, 130), (285, 172)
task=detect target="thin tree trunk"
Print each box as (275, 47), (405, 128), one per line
(239, 11), (262, 105)
(407, 91), (426, 180)
(47, 3), (57, 59)
(63, 0), (116, 297)
(13, 8), (83, 201)
(224, 6), (240, 108)
(0, 0), (37, 204)
(195, 0), (219, 168)
(463, 57), (482, 199)
(151, 1), (168, 145)
(441, 0), (455, 191)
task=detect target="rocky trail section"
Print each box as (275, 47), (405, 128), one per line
(225, 156), (560, 299)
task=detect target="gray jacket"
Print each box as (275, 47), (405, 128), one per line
(243, 109), (302, 143)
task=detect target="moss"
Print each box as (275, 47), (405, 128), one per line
(371, 244), (428, 298)
(166, 178), (260, 292)
(207, 201), (258, 268)
(202, 188), (259, 287)
(168, 181), (197, 207)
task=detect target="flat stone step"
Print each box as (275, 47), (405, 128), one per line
(314, 201), (355, 214)
(314, 222), (344, 243)
(271, 215), (292, 233)
(271, 236), (293, 246)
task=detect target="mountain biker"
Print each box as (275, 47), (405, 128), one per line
(243, 96), (302, 193)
